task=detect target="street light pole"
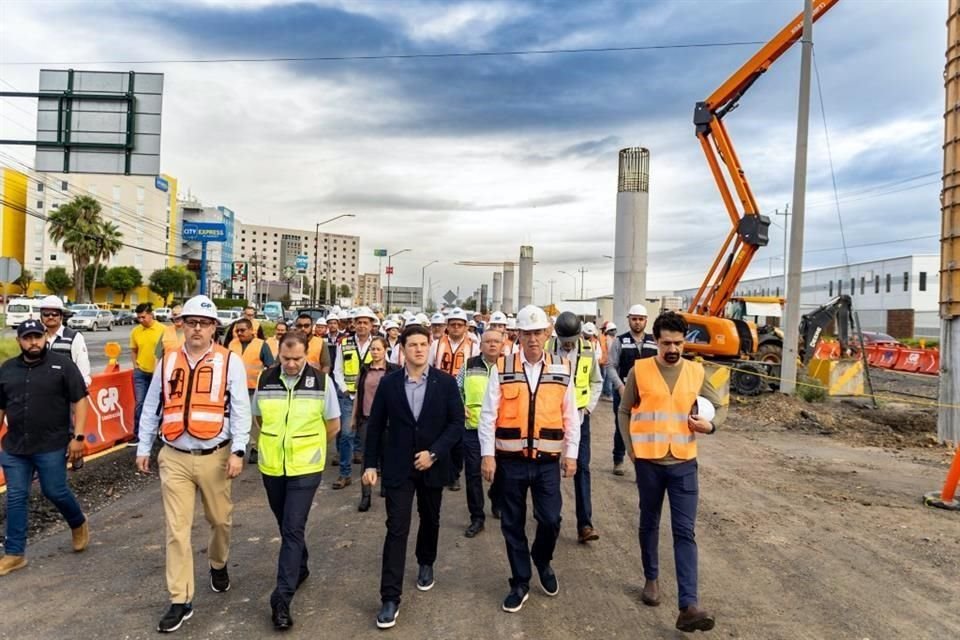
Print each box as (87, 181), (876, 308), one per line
(421, 260), (438, 313)
(312, 213), (355, 307)
(386, 248), (412, 312)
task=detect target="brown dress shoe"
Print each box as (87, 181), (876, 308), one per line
(641, 579), (660, 606)
(71, 521), (89, 552)
(0, 555), (28, 576)
(577, 526), (600, 544)
(676, 605), (715, 632)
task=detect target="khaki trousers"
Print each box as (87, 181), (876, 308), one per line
(158, 445), (233, 603)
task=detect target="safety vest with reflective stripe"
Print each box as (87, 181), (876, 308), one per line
(160, 344), (231, 441)
(229, 337), (266, 390)
(495, 352), (570, 461)
(463, 355), (493, 429)
(341, 336), (372, 393)
(546, 337), (594, 410)
(436, 335), (472, 376)
(629, 357), (704, 460)
(256, 364), (328, 477)
(162, 324), (184, 353)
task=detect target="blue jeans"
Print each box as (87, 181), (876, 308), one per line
(574, 413), (592, 530)
(612, 388), (626, 465)
(635, 458), (700, 609)
(602, 371), (613, 397)
(337, 394), (355, 477)
(133, 368), (153, 438)
(1, 448), (86, 555)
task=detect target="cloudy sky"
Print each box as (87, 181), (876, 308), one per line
(0, 0), (947, 304)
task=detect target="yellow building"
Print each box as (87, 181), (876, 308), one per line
(0, 168), (28, 293)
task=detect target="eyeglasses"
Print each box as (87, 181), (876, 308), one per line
(41, 311), (61, 318)
(296, 323), (312, 329)
(183, 319), (216, 329)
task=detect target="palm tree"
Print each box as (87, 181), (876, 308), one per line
(47, 195), (103, 302)
(88, 220), (123, 302)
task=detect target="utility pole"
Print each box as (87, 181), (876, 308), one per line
(780, 0), (814, 395)
(578, 266), (588, 299)
(775, 204), (791, 296)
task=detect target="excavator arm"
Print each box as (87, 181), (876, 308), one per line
(687, 0), (841, 317)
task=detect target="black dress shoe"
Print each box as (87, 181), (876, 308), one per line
(464, 520), (484, 538)
(272, 602), (293, 631)
(416, 564), (434, 591)
(358, 486), (372, 512)
(376, 601), (400, 629)
(447, 479), (461, 491)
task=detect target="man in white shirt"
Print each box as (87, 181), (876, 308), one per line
(332, 306), (376, 488)
(39, 295), (91, 385)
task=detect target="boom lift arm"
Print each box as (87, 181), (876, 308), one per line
(687, 0), (841, 317)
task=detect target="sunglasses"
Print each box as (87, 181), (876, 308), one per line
(41, 311), (61, 318)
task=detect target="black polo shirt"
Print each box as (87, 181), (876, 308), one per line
(0, 350), (88, 455)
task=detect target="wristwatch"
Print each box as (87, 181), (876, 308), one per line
(429, 451), (437, 462)
(708, 422), (717, 435)
(232, 450), (245, 458)
(74, 434), (85, 442)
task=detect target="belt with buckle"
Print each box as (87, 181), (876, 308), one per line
(165, 439), (232, 456)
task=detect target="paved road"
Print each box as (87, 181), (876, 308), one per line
(78, 322), (137, 371)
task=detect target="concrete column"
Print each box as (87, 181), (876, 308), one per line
(518, 246), (534, 309)
(503, 262), (515, 315)
(492, 272), (503, 312)
(613, 147), (650, 326)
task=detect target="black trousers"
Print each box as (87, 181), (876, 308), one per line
(262, 472), (323, 607)
(380, 473), (443, 603)
(462, 429), (484, 523)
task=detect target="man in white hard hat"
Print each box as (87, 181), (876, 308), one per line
(39, 295), (91, 385)
(616, 311), (725, 633)
(331, 306), (377, 488)
(429, 312), (446, 343)
(605, 304), (658, 476)
(478, 305), (580, 614)
(135, 295), (252, 634)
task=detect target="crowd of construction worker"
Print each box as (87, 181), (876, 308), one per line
(0, 293), (725, 635)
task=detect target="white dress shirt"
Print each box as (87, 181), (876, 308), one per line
(333, 335), (373, 398)
(477, 348), (580, 459)
(137, 343), (251, 456)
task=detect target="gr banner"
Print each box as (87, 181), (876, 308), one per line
(0, 369), (136, 488)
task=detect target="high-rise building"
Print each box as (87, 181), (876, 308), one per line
(179, 198), (235, 298)
(233, 222), (359, 303)
(356, 272), (381, 306)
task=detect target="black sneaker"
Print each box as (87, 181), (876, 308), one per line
(537, 565), (559, 596)
(416, 564), (434, 591)
(464, 520), (484, 538)
(248, 448), (258, 465)
(376, 600), (400, 629)
(501, 588), (529, 613)
(210, 565), (230, 593)
(157, 602), (193, 633)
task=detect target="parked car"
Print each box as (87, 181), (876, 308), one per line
(67, 303), (100, 312)
(4, 298), (42, 327)
(215, 309), (241, 341)
(854, 331), (903, 347)
(68, 309), (114, 331)
(154, 307), (172, 322)
(114, 310), (136, 325)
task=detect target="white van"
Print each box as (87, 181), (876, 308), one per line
(5, 297), (42, 328)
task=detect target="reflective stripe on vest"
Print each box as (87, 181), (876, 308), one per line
(160, 344), (231, 441)
(494, 352), (570, 461)
(256, 366), (328, 477)
(49, 327), (76, 356)
(229, 338), (266, 390)
(342, 337), (372, 393)
(437, 336), (471, 376)
(547, 337), (593, 410)
(162, 324), (184, 353)
(629, 358), (704, 460)
(463, 355), (492, 429)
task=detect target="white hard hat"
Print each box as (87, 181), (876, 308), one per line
(447, 307), (468, 322)
(331, 305), (342, 314)
(181, 295), (218, 321)
(467, 319), (477, 328)
(430, 312), (445, 325)
(516, 305), (549, 331)
(315, 317), (327, 326)
(383, 320), (399, 330)
(401, 311), (415, 322)
(691, 396), (716, 422)
(506, 318), (517, 330)
(582, 322), (598, 336)
(605, 322), (617, 332)
(326, 312), (340, 322)
(347, 309), (358, 319)
(473, 311), (482, 318)
(489, 311), (507, 325)
(628, 304), (649, 317)
(39, 295), (65, 311)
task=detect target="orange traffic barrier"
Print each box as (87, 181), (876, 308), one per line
(918, 348), (941, 375)
(813, 340), (840, 360)
(924, 446), (960, 511)
(871, 345), (901, 369)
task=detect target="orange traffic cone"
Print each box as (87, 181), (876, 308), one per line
(923, 446), (960, 511)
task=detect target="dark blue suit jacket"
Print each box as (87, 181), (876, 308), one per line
(363, 366), (464, 488)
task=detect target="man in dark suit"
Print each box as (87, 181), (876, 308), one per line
(362, 324), (464, 630)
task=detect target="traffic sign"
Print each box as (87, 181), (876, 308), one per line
(0, 257), (23, 283)
(283, 265), (296, 280)
(182, 222), (227, 242)
(373, 249), (388, 257)
(385, 266), (394, 275)
(443, 290), (457, 305)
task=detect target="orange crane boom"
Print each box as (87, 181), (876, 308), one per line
(687, 0), (841, 318)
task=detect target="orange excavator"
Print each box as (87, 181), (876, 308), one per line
(679, 0), (841, 393)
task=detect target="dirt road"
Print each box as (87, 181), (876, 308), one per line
(1, 401), (958, 639)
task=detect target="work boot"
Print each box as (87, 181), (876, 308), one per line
(71, 521), (89, 552)
(676, 605), (715, 632)
(0, 555), (28, 576)
(613, 462), (625, 476)
(358, 485), (372, 512)
(577, 526), (600, 544)
(332, 476), (351, 490)
(641, 579), (660, 606)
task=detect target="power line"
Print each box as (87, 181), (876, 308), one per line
(812, 51), (850, 272)
(0, 40), (768, 67)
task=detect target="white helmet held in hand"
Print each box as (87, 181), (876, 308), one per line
(691, 396), (716, 422)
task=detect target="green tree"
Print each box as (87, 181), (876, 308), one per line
(13, 269), (34, 294)
(103, 266), (142, 304)
(46, 195), (104, 302)
(43, 266), (73, 296)
(337, 284), (352, 298)
(87, 220), (123, 302)
(149, 267), (184, 304)
(462, 296), (477, 311)
(174, 266), (197, 298)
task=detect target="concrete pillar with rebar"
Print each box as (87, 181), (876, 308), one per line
(613, 147), (650, 326)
